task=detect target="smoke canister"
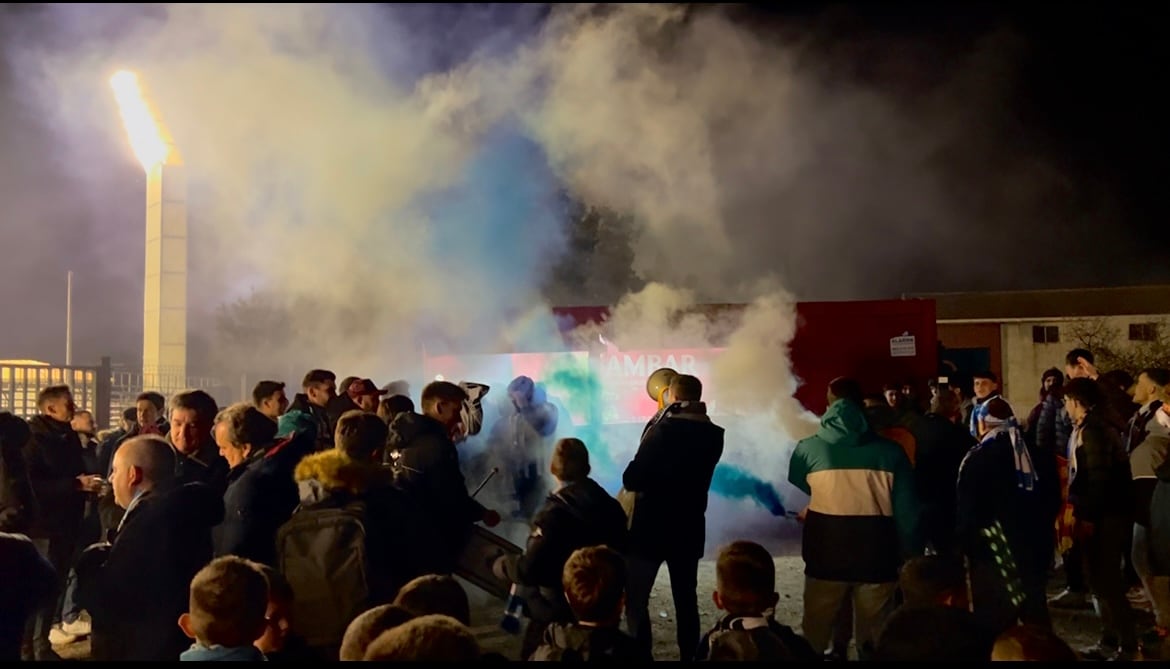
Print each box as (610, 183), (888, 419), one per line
(499, 583), (526, 635)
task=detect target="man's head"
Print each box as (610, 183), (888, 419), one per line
(669, 374), (703, 403)
(37, 385), (75, 423)
(972, 371), (998, 401)
(301, 369), (337, 408)
(109, 435), (176, 508)
(347, 378), (387, 413)
(120, 406), (138, 433)
(251, 381), (288, 420)
(883, 383), (902, 409)
(976, 397), (1014, 439)
(827, 377), (863, 407)
(898, 555), (968, 609)
(335, 410), (389, 462)
(392, 574), (471, 626)
(506, 376), (536, 410)
(71, 409), (95, 435)
(170, 389), (219, 456)
(420, 381), (468, 429)
(1133, 369), (1170, 405)
(1040, 368), (1064, 395)
(337, 376), (361, 399)
(362, 614), (480, 661)
(561, 545), (626, 626)
(214, 403), (278, 469)
(714, 541), (779, 617)
(550, 438), (591, 484)
(929, 390), (961, 422)
(136, 391), (165, 427)
(378, 395), (415, 425)
(340, 604), (417, 661)
(0, 412), (31, 451)
(178, 556), (269, 649)
(1064, 348), (1096, 380)
(1062, 377), (1104, 424)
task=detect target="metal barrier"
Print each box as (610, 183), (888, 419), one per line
(1, 357), (111, 427)
(1, 357), (227, 429)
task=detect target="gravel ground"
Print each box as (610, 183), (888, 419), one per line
(52, 512), (1157, 661)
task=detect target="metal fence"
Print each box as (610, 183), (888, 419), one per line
(1, 358), (111, 427)
(1, 358), (227, 429)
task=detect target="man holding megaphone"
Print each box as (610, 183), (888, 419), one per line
(619, 369), (725, 660)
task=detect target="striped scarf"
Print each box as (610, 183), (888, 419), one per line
(981, 414), (1036, 491)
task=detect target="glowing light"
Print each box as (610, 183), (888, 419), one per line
(109, 70), (172, 172)
(434, 374), (445, 381)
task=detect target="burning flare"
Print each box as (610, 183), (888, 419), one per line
(109, 70), (177, 172)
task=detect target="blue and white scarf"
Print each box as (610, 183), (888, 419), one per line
(981, 414), (1036, 491)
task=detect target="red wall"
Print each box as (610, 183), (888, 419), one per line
(789, 299), (938, 414)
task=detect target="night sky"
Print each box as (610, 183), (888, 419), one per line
(0, 2), (1165, 365)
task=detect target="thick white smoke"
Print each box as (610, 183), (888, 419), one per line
(7, 3), (984, 547)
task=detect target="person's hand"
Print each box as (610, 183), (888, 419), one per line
(796, 506), (809, 524)
(1074, 519), (1095, 542)
(1077, 356), (1099, 380)
(482, 509), (501, 528)
(77, 474), (104, 493)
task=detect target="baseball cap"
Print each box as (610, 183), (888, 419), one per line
(347, 379), (386, 400)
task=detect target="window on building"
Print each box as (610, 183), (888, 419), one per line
(1130, 323), (1159, 342)
(1032, 325), (1060, 344)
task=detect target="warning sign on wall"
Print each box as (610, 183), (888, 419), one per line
(890, 333), (917, 358)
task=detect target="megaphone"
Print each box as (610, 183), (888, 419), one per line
(646, 367), (678, 409)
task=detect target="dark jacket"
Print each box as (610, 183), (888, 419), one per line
(694, 614), (818, 662)
(529, 622), (649, 662)
(0, 414), (36, 533)
(1150, 454), (1170, 576)
(1069, 411), (1133, 524)
(518, 477), (629, 589)
(1035, 390), (1073, 459)
(788, 399), (921, 583)
(292, 448), (433, 601)
(0, 532), (56, 662)
(82, 482), (225, 661)
(955, 431), (1057, 581)
(623, 402), (724, 561)
(169, 437), (230, 495)
(287, 394), (333, 451)
(389, 412), (486, 569)
(912, 413), (974, 554)
(23, 415), (86, 539)
(214, 432), (315, 566)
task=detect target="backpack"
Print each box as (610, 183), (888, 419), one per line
(276, 498), (370, 649)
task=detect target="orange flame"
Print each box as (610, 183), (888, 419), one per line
(109, 70), (176, 172)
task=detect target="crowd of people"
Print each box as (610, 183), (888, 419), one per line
(0, 347), (1167, 661)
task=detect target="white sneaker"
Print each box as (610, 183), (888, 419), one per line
(61, 618), (91, 637)
(48, 625), (78, 646)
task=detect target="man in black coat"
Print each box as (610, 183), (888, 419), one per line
(0, 412), (36, 534)
(22, 385), (102, 660)
(389, 381), (501, 573)
(166, 389), (229, 493)
(79, 435), (225, 661)
(212, 403), (313, 566)
(622, 374), (725, 659)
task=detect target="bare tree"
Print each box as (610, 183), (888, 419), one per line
(1066, 317), (1170, 373)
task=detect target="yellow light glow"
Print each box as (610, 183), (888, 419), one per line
(109, 70), (174, 172)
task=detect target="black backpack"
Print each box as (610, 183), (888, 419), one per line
(276, 498), (370, 649)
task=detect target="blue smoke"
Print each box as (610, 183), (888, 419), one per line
(541, 357), (790, 516)
(710, 464), (787, 516)
(419, 122), (567, 345)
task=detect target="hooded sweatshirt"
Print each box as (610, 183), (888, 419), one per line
(788, 399), (921, 583)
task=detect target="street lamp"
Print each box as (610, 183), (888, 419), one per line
(110, 70), (187, 393)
